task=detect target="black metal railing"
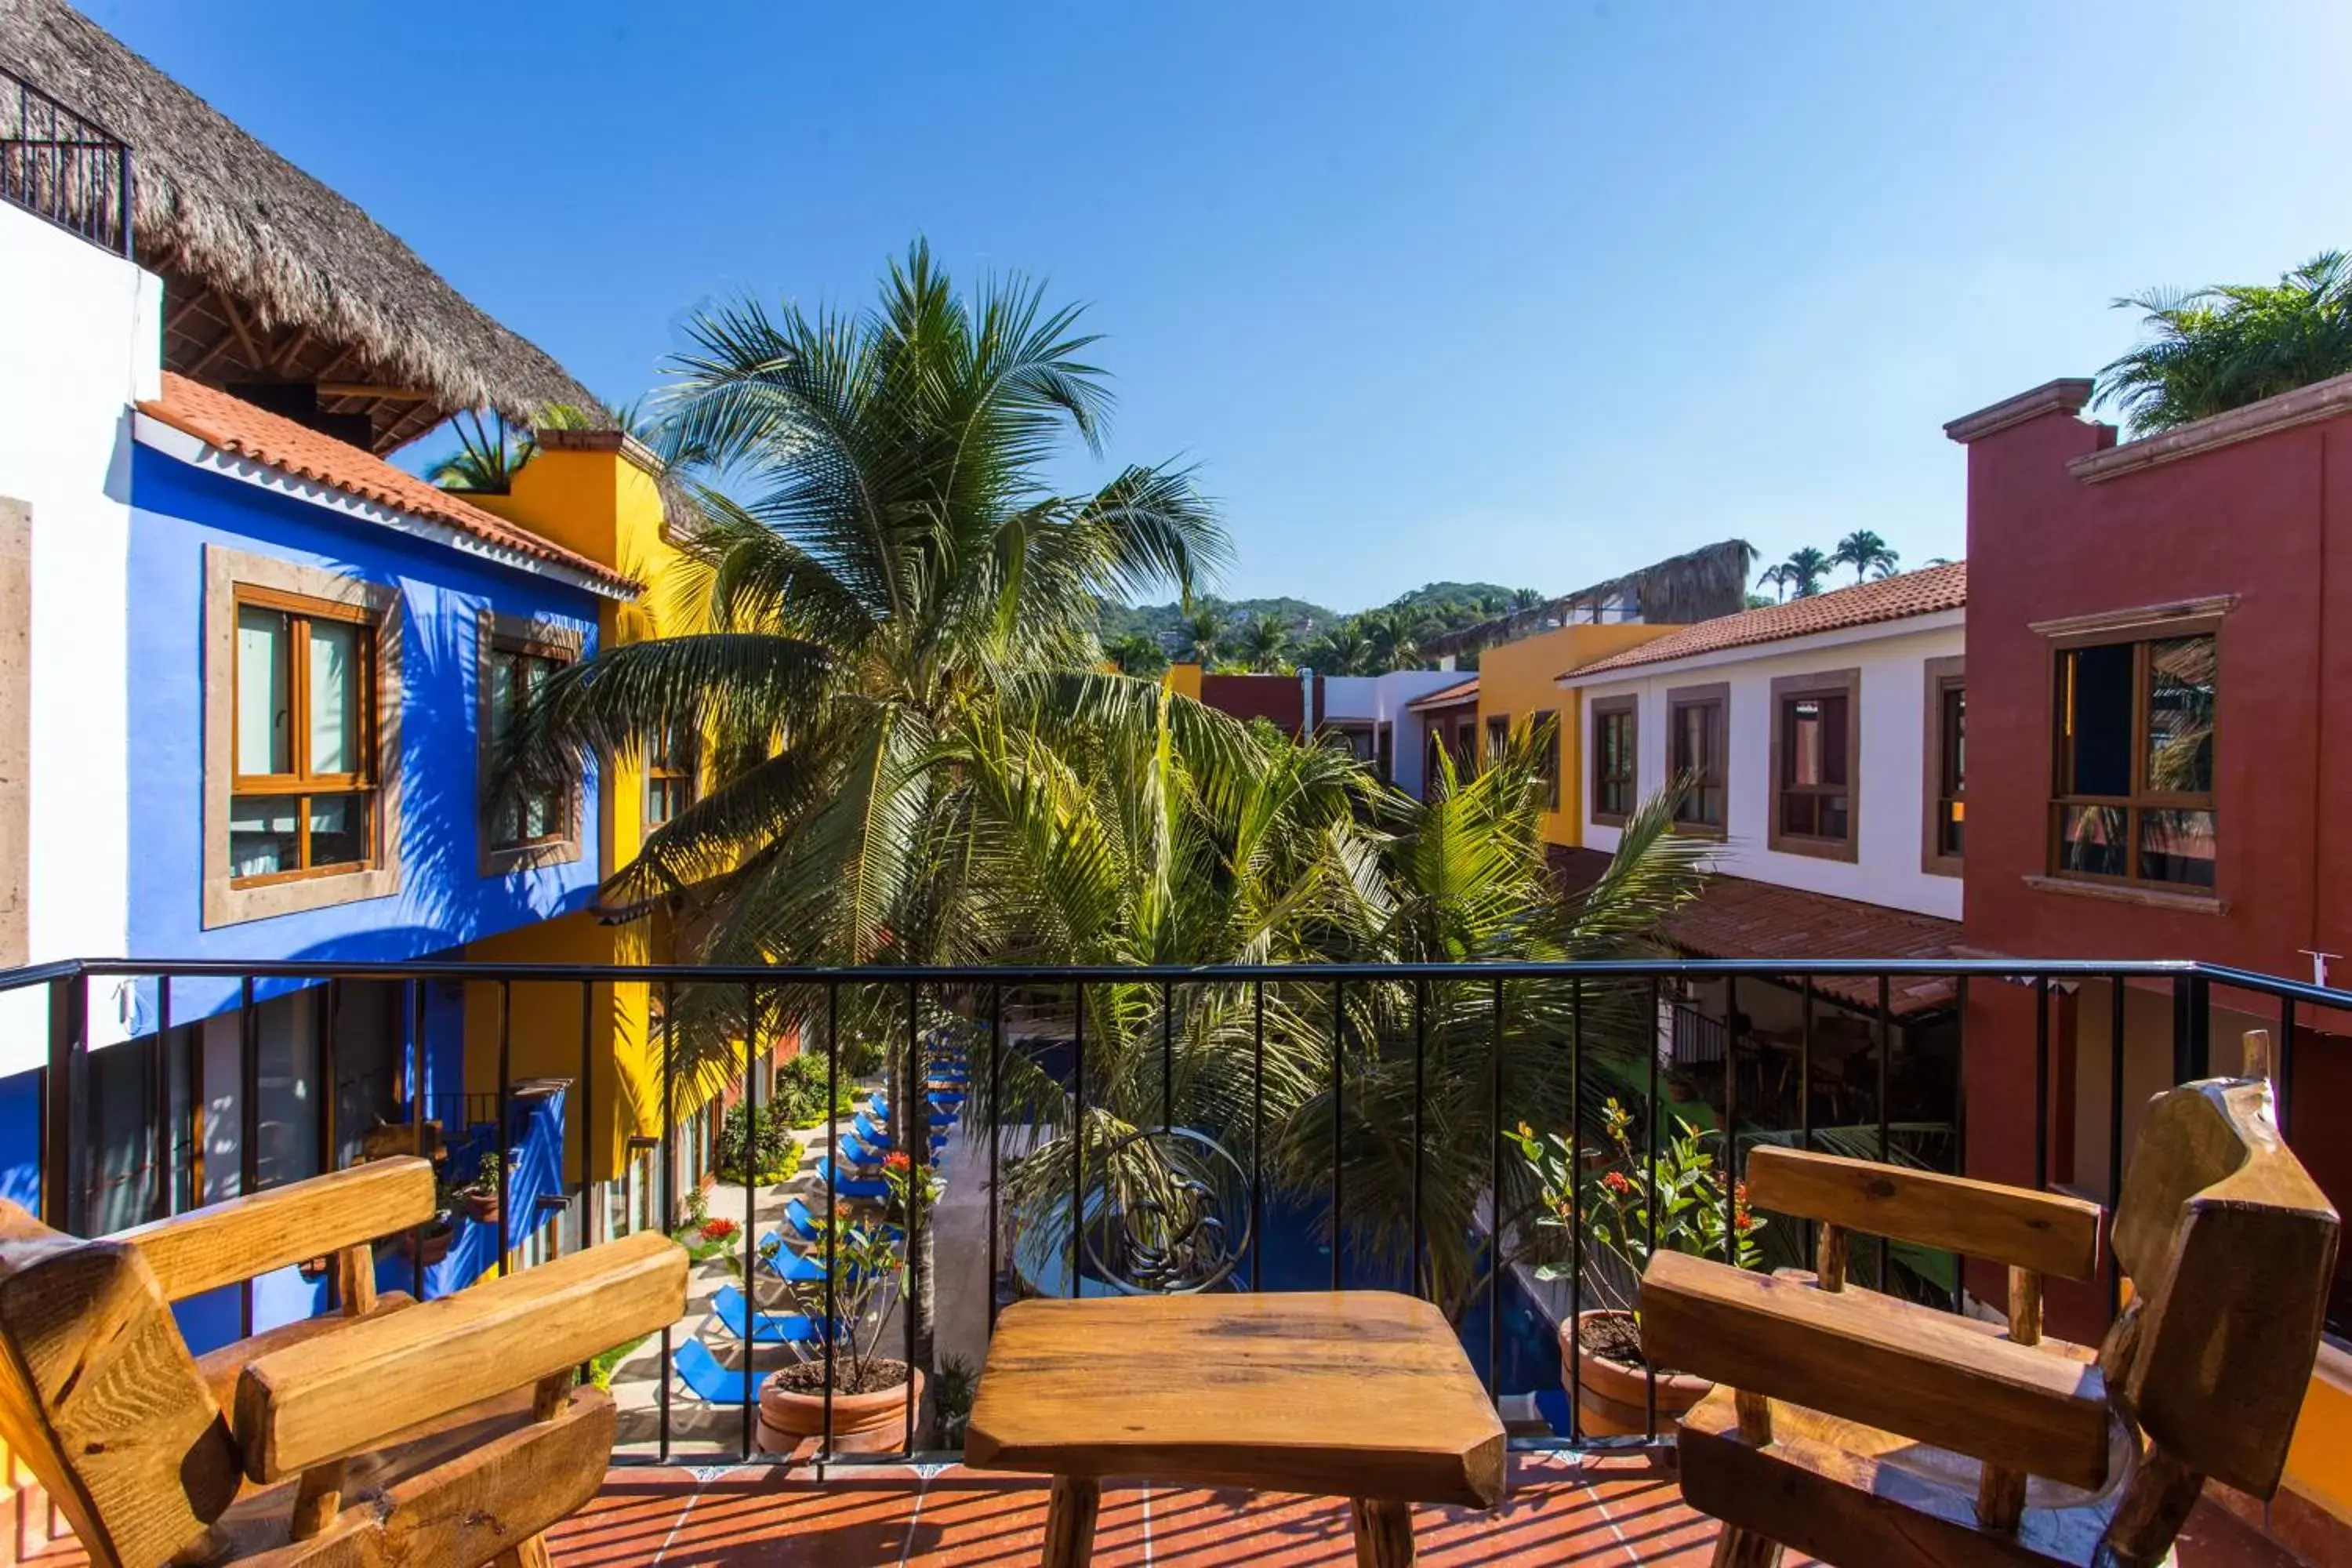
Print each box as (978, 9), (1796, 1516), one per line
(8, 953), (2349, 1468)
(1, 67), (132, 257)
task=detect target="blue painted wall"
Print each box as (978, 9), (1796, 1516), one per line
(123, 443), (608, 1025)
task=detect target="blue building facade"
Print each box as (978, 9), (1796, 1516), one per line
(0, 378), (633, 1345)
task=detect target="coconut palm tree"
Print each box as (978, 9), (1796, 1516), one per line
(959, 697), (1713, 1321)
(1305, 620), (1372, 676)
(1755, 563), (1791, 604)
(428, 410), (533, 492)
(2096, 251), (2352, 434)
(1106, 632), (1167, 677)
(1237, 613), (1290, 672)
(1510, 587), (1544, 612)
(1831, 530), (1898, 584)
(1778, 547), (1831, 599)
(1179, 607), (1222, 666)
(1360, 608), (1425, 673)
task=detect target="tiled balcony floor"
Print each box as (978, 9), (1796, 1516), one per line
(542, 1453), (2300, 1568)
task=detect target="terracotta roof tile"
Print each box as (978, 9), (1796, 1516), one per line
(1406, 675), (1480, 710)
(1548, 848), (1960, 1016)
(136, 373), (638, 596)
(1564, 561), (1965, 679)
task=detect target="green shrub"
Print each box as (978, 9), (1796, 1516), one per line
(716, 1101), (801, 1182)
(771, 1051), (859, 1128)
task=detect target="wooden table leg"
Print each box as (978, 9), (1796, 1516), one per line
(1352, 1497), (1415, 1568)
(1043, 1475), (1102, 1568)
(1708, 1523), (1784, 1567)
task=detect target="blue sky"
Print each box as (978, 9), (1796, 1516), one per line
(92, 2), (2352, 610)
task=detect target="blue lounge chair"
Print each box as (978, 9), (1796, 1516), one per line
(782, 1196), (823, 1243)
(809, 1157), (887, 1200)
(673, 1337), (760, 1406)
(710, 1284), (822, 1346)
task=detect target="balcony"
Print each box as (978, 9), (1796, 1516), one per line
(5, 955), (2344, 1566)
(0, 63), (132, 257)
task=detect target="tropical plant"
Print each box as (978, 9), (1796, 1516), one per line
(428, 410), (533, 492)
(1754, 563), (1791, 603)
(1359, 606), (1425, 672)
(1305, 619), (1371, 676)
(769, 1050), (857, 1128)
(1831, 530), (1898, 584)
(715, 1102), (800, 1185)
(2096, 251), (2352, 434)
(495, 240), (1227, 1377)
(1106, 631), (1168, 677)
(1777, 547), (1831, 598)
(1237, 612), (1290, 672)
(1508, 1098), (1762, 1312)
(1509, 587), (1544, 612)
(1179, 606), (1222, 666)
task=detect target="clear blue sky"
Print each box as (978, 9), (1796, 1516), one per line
(89, 1), (2352, 611)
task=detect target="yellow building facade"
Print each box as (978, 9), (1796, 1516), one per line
(1469, 622), (1680, 848)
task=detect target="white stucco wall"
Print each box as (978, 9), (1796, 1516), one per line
(0, 201), (159, 1071)
(1568, 612), (1965, 920)
(1313, 670), (1469, 799)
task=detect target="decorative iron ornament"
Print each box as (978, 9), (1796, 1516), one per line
(1082, 1127), (1253, 1294)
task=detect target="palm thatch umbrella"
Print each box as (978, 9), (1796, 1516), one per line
(1421, 539), (1757, 662)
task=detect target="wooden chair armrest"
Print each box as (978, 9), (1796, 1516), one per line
(1744, 1146), (2103, 1281)
(108, 1159), (437, 1302)
(233, 1229), (687, 1483)
(1639, 1250), (2111, 1490)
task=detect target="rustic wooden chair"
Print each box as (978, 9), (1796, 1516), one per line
(0, 1156), (687, 1568)
(1642, 1076), (2339, 1568)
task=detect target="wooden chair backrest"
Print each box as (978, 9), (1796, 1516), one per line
(2103, 1077), (2339, 1499)
(1744, 1145), (2104, 1282)
(0, 1203), (238, 1568)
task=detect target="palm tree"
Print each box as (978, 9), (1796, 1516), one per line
(1106, 632), (1168, 677)
(1238, 613), (1290, 672)
(960, 702), (1713, 1321)
(1305, 620), (1371, 676)
(1360, 608), (1425, 673)
(2096, 252), (2352, 434)
(428, 409), (533, 492)
(1831, 530), (1898, 584)
(1509, 587), (1544, 612)
(1779, 547), (1831, 599)
(1179, 607), (1222, 666)
(1755, 563), (1791, 604)
(493, 241), (1228, 1380)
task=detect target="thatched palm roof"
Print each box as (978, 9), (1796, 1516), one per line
(0, 0), (599, 454)
(1421, 539), (1757, 659)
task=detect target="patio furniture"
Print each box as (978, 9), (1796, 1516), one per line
(809, 1157), (888, 1200)
(967, 1291), (1505, 1568)
(1642, 1076), (2339, 1567)
(673, 1336), (762, 1406)
(0, 1156), (686, 1568)
(710, 1283), (826, 1346)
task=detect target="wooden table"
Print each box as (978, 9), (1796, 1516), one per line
(965, 1291), (1507, 1568)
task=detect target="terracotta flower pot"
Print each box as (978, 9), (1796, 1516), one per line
(458, 1189), (501, 1225)
(1561, 1308), (1710, 1437)
(757, 1367), (925, 1456)
(383, 1222), (454, 1269)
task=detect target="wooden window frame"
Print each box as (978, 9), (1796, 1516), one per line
(644, 723), (701, 835)
(1768, 668), (1861, 863)
(1921, 656), (1965, 877)
(203, 546), (403, 928)
(1665, 681), (1729, 837)
(476, 609), (584, 877)
(1530, 710), (1562, 812)
(1590, 694), (1639, 828)
(2044, 618), (2220, 895)
(229, 585), (382, 887)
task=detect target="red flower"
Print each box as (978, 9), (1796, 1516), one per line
(698, 1218), (739, 1242)
(1733, 1213), (1753, 1233)
(883, 1150), (913, 1173)
(1601, 1171), (1633, 1196)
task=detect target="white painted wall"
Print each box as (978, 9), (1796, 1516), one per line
(1567, 612), (1965, 920)
(1317, 670), (1466, 798)
(0, 202), (160, 1071)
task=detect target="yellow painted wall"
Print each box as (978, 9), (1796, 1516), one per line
(2282, 1345), (2352, 1532)
(1163, 662), (1203, 701)
(1474, 623), (1682, 847)
(465, 437), (696, 1183)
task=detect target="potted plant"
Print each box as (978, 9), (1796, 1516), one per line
(757, 1150), (942, 1454)
(1508, 1098), (1763, 1436)
(454, 1151), (503, 1225)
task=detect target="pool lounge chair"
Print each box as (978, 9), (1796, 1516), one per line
(709, 1283), (824, 1347)
(673, 1337), (761, 1406)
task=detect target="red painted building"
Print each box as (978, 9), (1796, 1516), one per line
(1948, 372), (2352, 1338)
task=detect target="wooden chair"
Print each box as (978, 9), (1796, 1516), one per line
(0, 1156), (687, 1568)
(1641, 1076), (2339, 1568)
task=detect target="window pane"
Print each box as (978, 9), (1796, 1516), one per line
(1940, 800), (1965, 856)
(2065, 644), (2135, 797)
(236, 607), (290, 776)
(1941, 686), (1965, 796)
(307, 619), (362, 775)
(307, 793), (369, 868)
(524, 789), (558, 840)
(1819, 793), (1849, 840)
(1784, 696), (1846, 786)
(230, 795), (301, 878)
(2056, 803), (2129, 879)
(2146, 636), (2216, 795)
(488, 653), (516, 745)
(2140, 808), (2216, 887)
